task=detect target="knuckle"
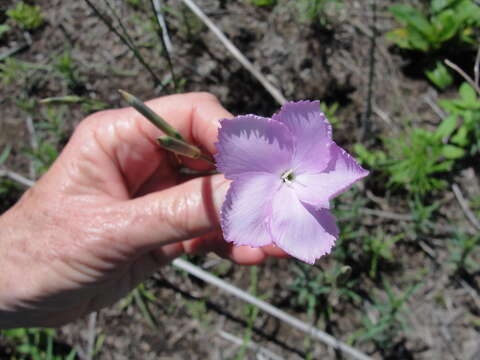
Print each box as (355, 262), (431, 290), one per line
(191, 91), (220, 103)
(74, 109), (115, 134)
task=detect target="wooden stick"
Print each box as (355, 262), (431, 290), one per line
(452, 183), (480, 231)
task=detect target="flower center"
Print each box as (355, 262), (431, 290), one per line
(281, 169), (295, 184)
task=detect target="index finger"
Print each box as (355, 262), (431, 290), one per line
(140, 92), (233, 154)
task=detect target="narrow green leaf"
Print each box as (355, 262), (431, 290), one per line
(157, 136), (213, 164)
(442, 144), (465, 159)
(451, 126), (469, 146)
(119, 90), (184, 141)
(435, 114), (457, 139)
(0, 144), (11, 166)
(425, 62), (453, 89)
(459, 83), (477, 104)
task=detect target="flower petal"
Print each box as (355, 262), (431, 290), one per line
(294, 143), (369, 206)
(221, 174), (280, 247)
(270, 186), (338, 263)
(215, 115), (293, 180)
(272, 101), (332, 172)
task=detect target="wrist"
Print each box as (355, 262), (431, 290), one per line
(0, 205), (42, 328)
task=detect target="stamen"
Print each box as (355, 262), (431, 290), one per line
(281, 169), (295, 184)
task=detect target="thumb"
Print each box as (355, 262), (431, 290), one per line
(120, 174), (230, 252)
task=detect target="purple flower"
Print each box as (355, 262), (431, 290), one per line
(215, 101), (368, 264)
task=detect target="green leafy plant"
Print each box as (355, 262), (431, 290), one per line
(353, 143), (387, 169)
(118, 282), (159, 328)
(235, 266), (260, 360)
(1, 328), (76, 360)
(0, 24), (10, 39)
(439, 82), (480, 154)
(350, 280), (419, 353)
(0, 58), (50, 87)
(54, 50), (87, 93)
(320, 101), (340, 127)
(409, 196), (440, 235)
(425, 61), (453, 89)
(7, 2), (44, 30)
(297, 0), (343, 25)
(385, 115), (464, 195)
(0, 144), (11, 167)
(363, 230), (403, 279)
(448, 232), (480, 274)
(249, 0), (277, 6)
(386, 0), (480, 52)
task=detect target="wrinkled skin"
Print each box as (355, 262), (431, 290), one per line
(0, 92), (286, 328)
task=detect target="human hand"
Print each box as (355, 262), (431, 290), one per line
(0, 92), (286, 328)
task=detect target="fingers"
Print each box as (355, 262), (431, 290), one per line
(151, 231), (289, 266)
(68, 92), (232, 196)
(133, 92), (233, 154)
(120, 174), (230, 252)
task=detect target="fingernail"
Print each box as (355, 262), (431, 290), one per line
(213, 176), (231, 214)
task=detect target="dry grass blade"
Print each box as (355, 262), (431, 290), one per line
(452, 183), (480, 231)
(445, 59), (480, 95)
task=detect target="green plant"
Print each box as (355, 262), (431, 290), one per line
(118, 283), (159, 328)
(386, 0), (480, 52)
(409, 196), (440, 235)
(439, 82), (480, 154)
(249, 0), (277, 6)
(385, 115), (464, 195)
(41, 95), (108, 114)
(1, 328), (76, 360)
(54, 50), (86, 93)
(22, 105), (69, 176)
(448, 232), (480, 274)
(0, 58), (50, 86)
(320, 101), (340, 126)
(235, 267), (260, 360)
(425, 61), (453, 89)
(184, 299), (212, 328)
(350, 280), (419, 352)
(0, 144), (11, 167)
(297, 0), (343, 25)
(363, 230), (403, 279)
(127, 0), (143, 8)
(0, 24), (10, 39)
(353, 143), (387, 169)
(7, 2), (44, 30)
(290, 263), (360, 318)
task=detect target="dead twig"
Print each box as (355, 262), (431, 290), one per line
(86, 312), (97, 360)
(25, 116), (37, 180)
(181, 0), (287, 105)
(444, 59), (480, 95)
(0, 169), (35, 188)
(474, 45), (480, 87)
(452, 183), (480, 231)
(0, 43), (29, 61)
(149, 0), (177, 88)
(151, 0), (173, 53)
(360, 207), (413, 221)
(361, 0), (377, 141)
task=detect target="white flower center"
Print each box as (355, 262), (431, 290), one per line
(281, 169), (295, 185)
